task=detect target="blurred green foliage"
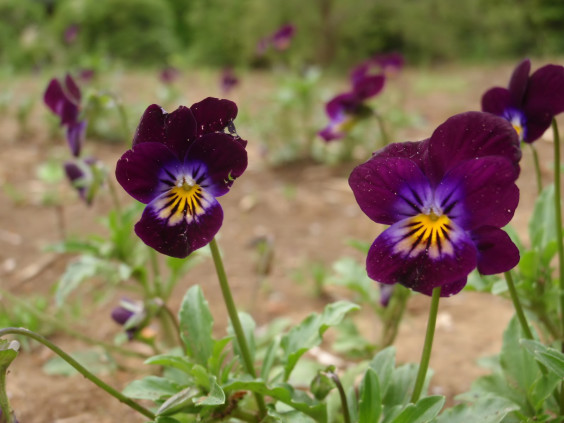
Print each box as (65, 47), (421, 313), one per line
(2, 0), (563, 71)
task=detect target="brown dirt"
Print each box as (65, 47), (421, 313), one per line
(0, 61), (559, 422)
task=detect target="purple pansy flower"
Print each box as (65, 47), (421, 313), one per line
(64, 24), (79, 45)
(220, 68), (239, 95)
(352, 52), (404, 83)
(44, 74), (87, 157)
(482, 58), (564, 143)
(111, 298), (145, 340)
(319, 73), (385, 142)
(64, 157), (102, 206)
(271, 24), (295, 51)
(116, 97), (247, 258)
(159, 66), (180, 84)
(349, 112), (521, 297)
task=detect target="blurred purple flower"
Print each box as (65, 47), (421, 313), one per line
(256, 38), (269, 56)
(115, 98), (248, 258)
(379, 284), (394, 307)
(482, 58), (564, 143)
(44, 74), (87, 157)
(111, 298), (145, 340)
(64, 24), (79, 45)
(159, 66), (180, 84)
(319, 74), (385, 141)
(220, 68), (239, 95)
(271, 24), (295, 51)
(351, 52), (404, 84)
(349, 112), (521, 297)
(64, 157), (102, 206)
(78, 69), (95, 83)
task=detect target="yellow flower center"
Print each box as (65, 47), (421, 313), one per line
(155, 176), (208, 225)
(395, 211), (454, 259)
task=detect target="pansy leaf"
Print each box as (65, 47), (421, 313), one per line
(0, 340), (19, 370)
(369, 346), (396, 398)
(193, 378), (225, 406)
(261, 336), (281, 382)
(179, 285), (214, 367)
(122, 376), (180, 401)
(227, 312), (256, 366)
(388, 396), (445, 423)
(280, 301), (359, 381)
(145, 354), (193, 375)
(358, 368), (382, 423)
(435, 396), (519, 423)
(529, 184), (557, 253)
(156, 386), (199, 416)
(521, 339), (564, 379)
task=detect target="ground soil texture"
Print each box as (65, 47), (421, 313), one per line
(0, 62), (559, 422)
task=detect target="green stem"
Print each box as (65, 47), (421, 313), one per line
(149, 248), (162, 298)
(106, 178), (123, 219)
(530, 143), (543, 195)
(0, 367), (13, 423)
(209, 238), (267, 418)
(410, 286), (441, 403)
(327, 371), (351, 423)
(0, 289), (148, 358)
(374, 111), (389, 146)
(380, 285), (410, 348)
(0, 328), (155, 420)
(230, 408), (258, 422)
(504, 271), (534, 340)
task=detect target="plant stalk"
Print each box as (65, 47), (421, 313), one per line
(529, 143), (543, 195)
(0, 328), (155, 420)
(327, 370), (351, 423)
(504, 271), (534, 340)
(209, 238), (267, 418)
(0, 367), (13, 423)
(410, 286), (441, 403)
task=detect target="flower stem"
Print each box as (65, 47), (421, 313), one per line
(529, 143), (543, 195)
(374, 111), (389, 146)
(410, 286), (441, 403)
(553, 119), (564, 349)
(0, 367), (14, 423)
(504, 271), (534, 340)
(327, 370), (351, 423)
(209, 238), (267, 418)
(0, 328), (155, 420)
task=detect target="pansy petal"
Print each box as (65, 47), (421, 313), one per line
(435, 156), (519, 230)
(135, 194), (223, 258)
(349, 157), (432, 225)
(64, 161), (88, 201)
(471, 226), (519, 274)
(481, 87), (513, 116)
(116, 142), (181, 204)
(326, 92), (359, 119)
(65, 73), (81, 104)
(416, 278), (468, 297)
(353, 74), (385, 100)
(190, 97), (238, 136)
(427, 111), (521, 185)
(186, 133), (248, 197)
(133, 105), (197, 158)
(367, 218), (478, 295)
(371, 139), (428, 170)
(508, 58), (531, 105)
(44, 79), (66, 115)
(66, 120), (87, 157)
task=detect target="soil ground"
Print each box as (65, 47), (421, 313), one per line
(0, 61), (559, 422)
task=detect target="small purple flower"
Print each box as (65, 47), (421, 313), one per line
(379, 284), (394, 307)
(78, 68), (95, 83)
(116, 97), (247, 258)
(482, 58), (564, 143)
(349, 112), (521, 297)
(256, 38), (269, 56)
(64, 157), (102, 205)
(44, 74), (87, 157)
(111, 298), (145, 340)
(319, 74), (385, 142)
(351, 53), (404, 84)
(64, 24), (79, 45)
(159, 66), (180, 85)
(271, 24), (295, 51)
(220, 68), (239, 95)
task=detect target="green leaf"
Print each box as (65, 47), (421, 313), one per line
(223, 378), (327, 422)
(145, 354), (192, 374)
(42, 349), (116, 376)
(521, 339), (564, 379)
(122, 376), (180, 401)
(261, 336), (281, 382)
(436, 396), (519, 423)
(383, 363), (422, 407)
(156, 386), (199, 416)
(529, 184), (557, 251)
(281, 301), (359, 380)
(155, 417), (181, 423)
(389, 396), (445, 423)
(228, 312), (256, 365)
(193, 378), (225, 406)
(0, 340), (19, 369)
(359, 368), (382, 423)
(178, 285), (214, 366)
(369, 347), (396, 399)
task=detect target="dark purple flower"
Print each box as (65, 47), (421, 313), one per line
(220, 68), (239, 95)
(319, 74), (385, 142)
(379, 284), (394, 307)
(482, 59), (564, 143)
(116, 98), (247, 258)
(351, 53), (404, 84)
(349, 112), (521, 297)
(111, 298), (145, 340)
(159, 66), (180, 84)
(64, 157), (102, 205)
(78, 68), (95, 83)
(271, 24), (295, 51)
(64, 24), (79, 45)
(44, 74), (87, 157)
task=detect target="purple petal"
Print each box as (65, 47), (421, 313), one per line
(416, 277), (468, 297)
(371, 139), (428, 170)
(471, 226), (520, 274)
(373, 52), (405, 74)
(427, 112), (521, 185)
(349, 157), (432, 225)
(319, 122), (347, 142)
(508, 59), (531, 105)
(135, 194), (223, 258)
(435, 156), (519, 230)
(326, 93), (360, 119)
(271, 24), (295, 50)
(133, 105), (198, 158)
(64, 160), (89, 202)
(367, 218), (478, 295)
(66, 120), (87, 157)
(116, 142), (181, 204)
(65, 73), (81, 104)
(44, 79), (65, 114)
(190, 97), (238, 136)
(353, 74), (385, 100)
(379, 284), (394, 307)
(111, 305), (134, 325)
(186, 133), (248, 197)
(481, 87), (513, 116)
